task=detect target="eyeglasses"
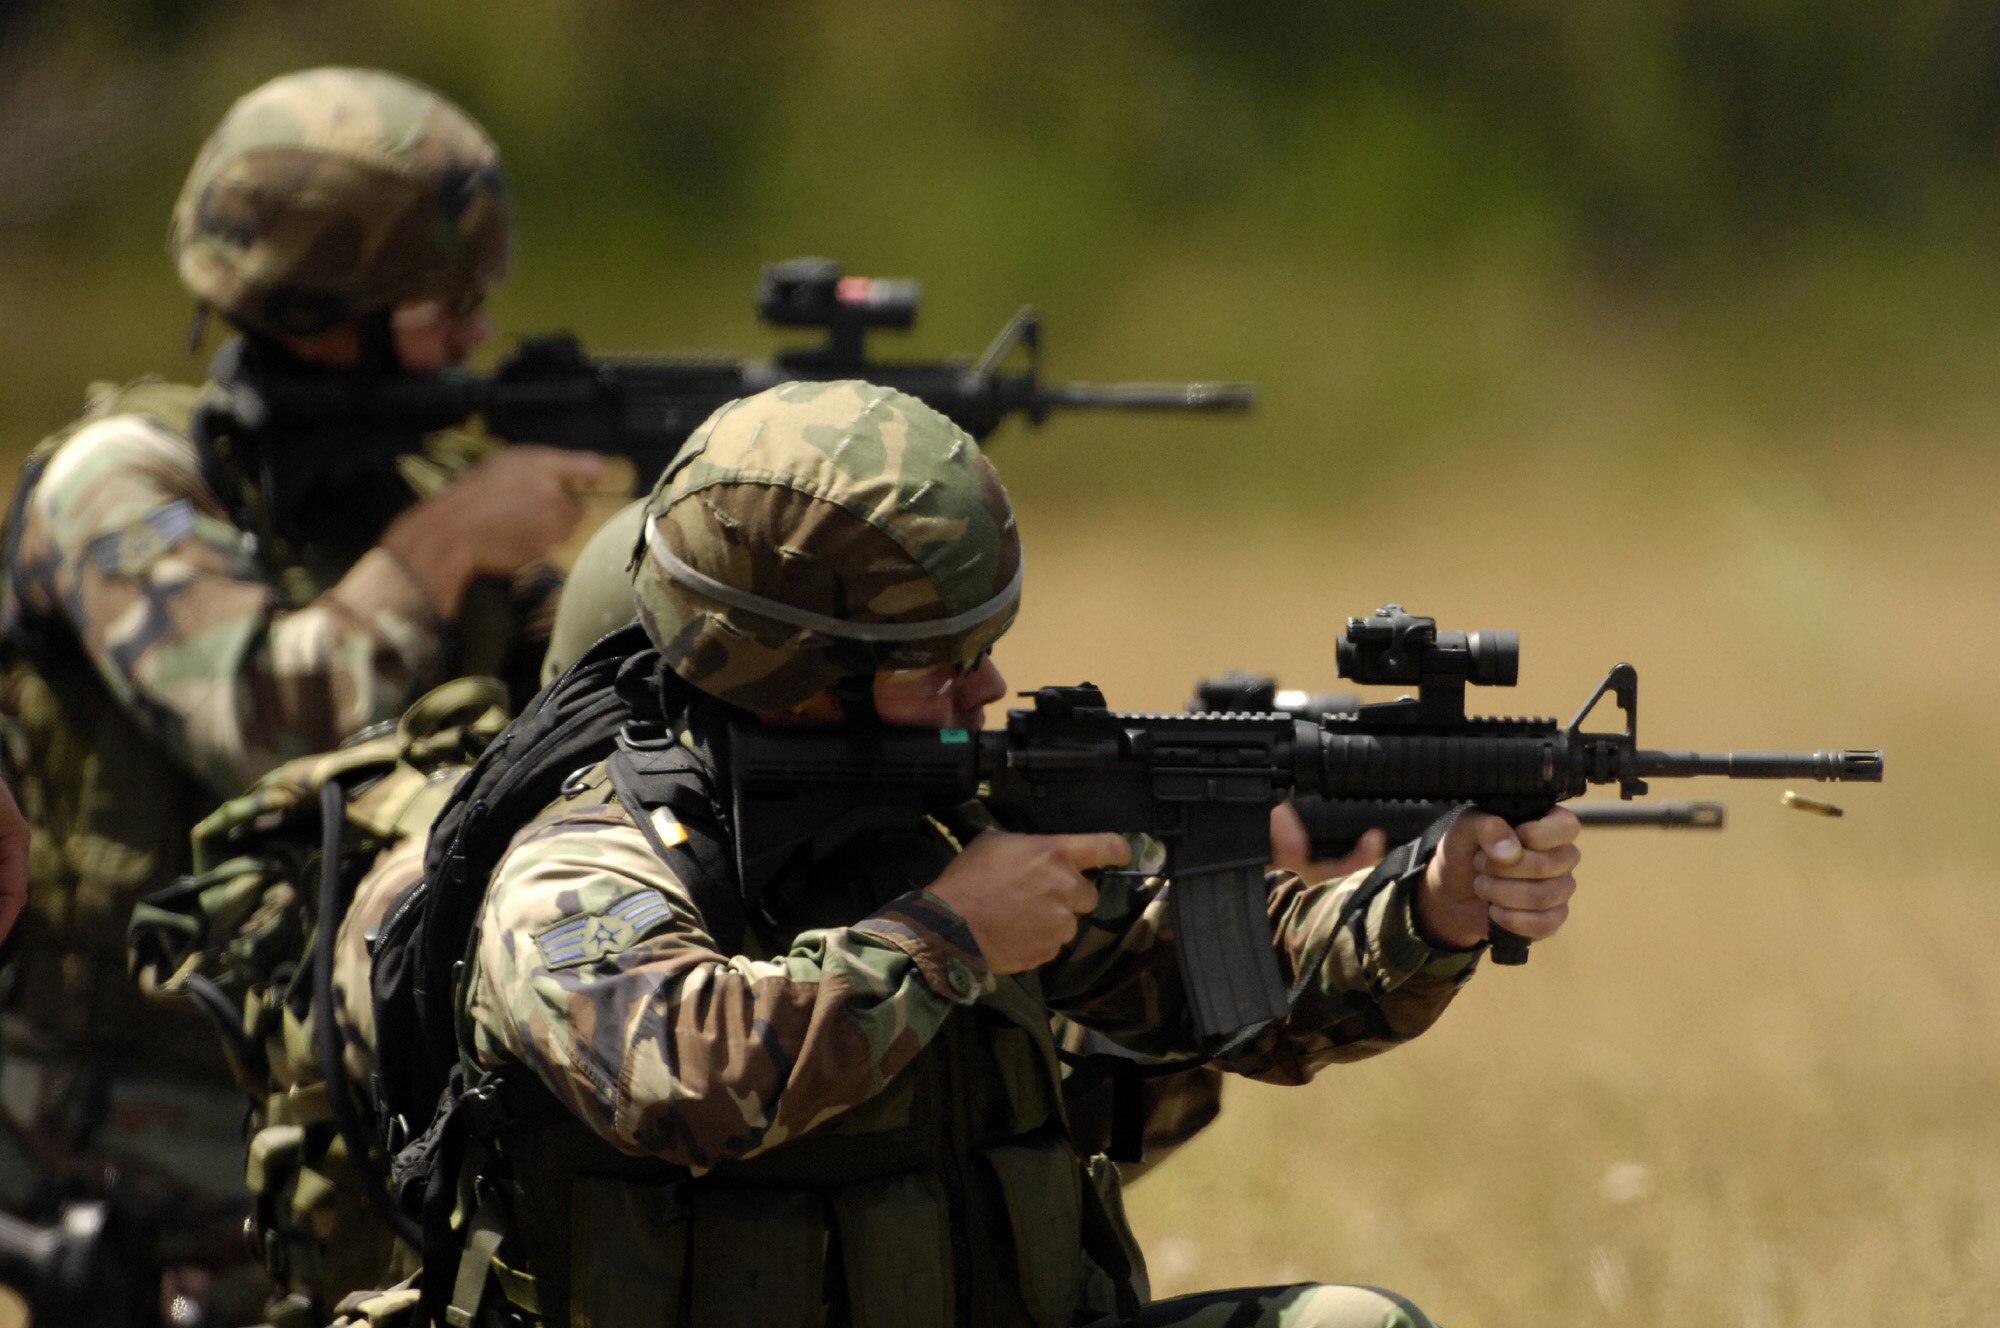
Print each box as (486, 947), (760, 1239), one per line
(874, 652), (992, 701)
(874, 664), (960, 700)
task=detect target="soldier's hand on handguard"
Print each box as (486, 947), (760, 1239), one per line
(925, 830), (1131, 974)
(1415, 807), (1581, 951)
(0, 777), (25, 942)
(381, 445), (611, 619)
(1268, 803), (1387, 885)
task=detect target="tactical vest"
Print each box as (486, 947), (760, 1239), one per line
(128, 677), (513, 1328)
(0, 377), (516, 1080)
(450, 743), (1149, 1328)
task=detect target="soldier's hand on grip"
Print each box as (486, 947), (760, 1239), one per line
(1417, 807), (1581, 951)
(924, 830), (1130, 975)
(382, 445), (611, 617)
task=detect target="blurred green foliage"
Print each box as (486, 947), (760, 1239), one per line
(4, 0), (1999, 508)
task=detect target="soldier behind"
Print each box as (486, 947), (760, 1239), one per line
(425, 381), (1582, 1328)
(0, 68), (604, 1323)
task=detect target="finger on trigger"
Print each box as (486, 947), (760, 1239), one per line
(1066, 832), (1133, 871)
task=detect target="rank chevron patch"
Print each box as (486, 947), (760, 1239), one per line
(534, 890), (675, 969)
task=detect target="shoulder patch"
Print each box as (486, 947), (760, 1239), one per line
(87, 499), (198, 577)
(534, 889), (676, 970)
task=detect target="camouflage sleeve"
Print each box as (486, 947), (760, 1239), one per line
(464, 802), (993, 1171)
(1041, 861), (1480, 1083)
(334, 834), (430, 1089)
(11, 415), (444, 795)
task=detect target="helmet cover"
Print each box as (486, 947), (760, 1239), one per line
(169, 66), (509, 338)
(634, 380), (1022, 711)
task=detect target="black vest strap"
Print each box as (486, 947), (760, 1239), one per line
(606, 731), (743, 955)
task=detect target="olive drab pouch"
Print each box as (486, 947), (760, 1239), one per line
(983, 1138), (1085, 1328)
(832, 1172), (952, 1328)
(1080, 1154), (1149, 1311)
(689, 1189), (829, 1328)
(125, 676), (512, 1320)
(568, 1174), (691, 1328)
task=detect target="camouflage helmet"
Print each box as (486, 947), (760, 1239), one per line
(634, 380), (1023, 712)
(169, 67), (509, 340)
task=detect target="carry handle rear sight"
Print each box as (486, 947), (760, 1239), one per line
(1338, 604), (1519, 722)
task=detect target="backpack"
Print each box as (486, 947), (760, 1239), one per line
(368, 625), (661, 1152)
(366, 622), (762, 1326)
(126, 675), (512, 1326)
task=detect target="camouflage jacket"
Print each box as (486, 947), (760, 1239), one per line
(0, 378), (552, 1078)
(6, 391), (448, 799)
(463, 750), (1483, 1169)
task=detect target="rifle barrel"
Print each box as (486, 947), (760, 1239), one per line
(1632, 749), (1884, 781)
(1036, 381), (1257, 410)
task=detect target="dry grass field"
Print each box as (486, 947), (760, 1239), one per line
(994, 437), (1995, 1325)
(0, 414), (1982, 1328)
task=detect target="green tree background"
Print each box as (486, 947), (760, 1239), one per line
(6, 0), (2000, 506)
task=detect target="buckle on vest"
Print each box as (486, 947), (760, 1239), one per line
(460, 1080), (512, 1135)
(383, 1108), (411, 1156)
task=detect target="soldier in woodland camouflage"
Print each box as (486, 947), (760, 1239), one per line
(438, 381), (1584, 1328)
(541, 498), (1254, 1176)
(0, 67), (603, 1323)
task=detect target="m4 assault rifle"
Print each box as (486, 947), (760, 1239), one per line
(1188, 671), (1726, 855)
(728, 604), (1881, 1042)
(197, 256), (1256, 521)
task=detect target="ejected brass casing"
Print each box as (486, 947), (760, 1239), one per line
(1782, 790), (1844, 818)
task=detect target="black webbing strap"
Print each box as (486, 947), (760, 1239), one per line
(407, 1066), (569, 1328)
(606, 733), (743, 955)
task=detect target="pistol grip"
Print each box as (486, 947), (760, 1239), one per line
(1472, 799), (1554, 968)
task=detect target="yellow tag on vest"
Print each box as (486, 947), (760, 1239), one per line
(650, 806), (689, 848)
